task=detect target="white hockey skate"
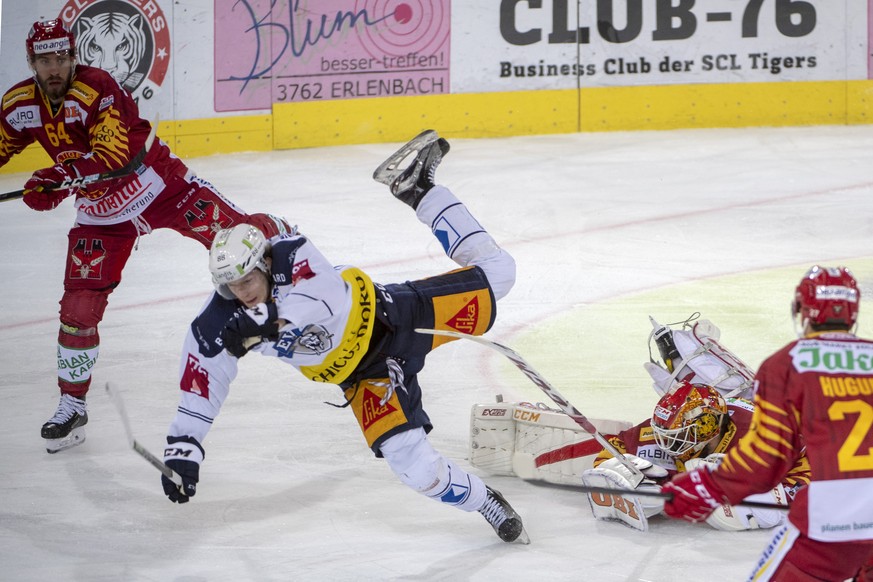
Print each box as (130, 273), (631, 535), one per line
(373, 129), (450, 209)
(478, 486), (530, 544)
(41, 394), (88, 453)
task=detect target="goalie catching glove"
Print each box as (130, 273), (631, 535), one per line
(581, 454), (668, 532)
(162, 436), (204, 503)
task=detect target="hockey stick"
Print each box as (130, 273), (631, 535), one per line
(0, 117), (159, 203)
(105, 382), (184, 489)
(577, 484), (789, 511)
(415, 328), (646, 486)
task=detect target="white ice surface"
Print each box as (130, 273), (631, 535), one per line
(1, 126), (872, 581)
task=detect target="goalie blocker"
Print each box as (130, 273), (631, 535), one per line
(469, 400), (631, 485)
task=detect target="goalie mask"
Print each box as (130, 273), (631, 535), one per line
(651, 381), (727, 462)
(209, 224), (269, 299)
(792, 265), (859, 333)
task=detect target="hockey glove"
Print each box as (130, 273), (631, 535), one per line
(662, 466), (728, 523)
(685, 453), (789, 531)
(22, 164), (78, 211)
(162, 435), (204, 504)
(222, 302), (280, 358)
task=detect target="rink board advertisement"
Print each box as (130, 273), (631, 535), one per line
(214, 0), (451, 112)
(0, 0), (873, 169)
(467, 0), (863, 90)
(211, 0), (865, 112)
(0, 1), (869, 115)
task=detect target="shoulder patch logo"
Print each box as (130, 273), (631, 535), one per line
(2, 85), (35, 109)
(181, 354), (210, 399)
(69, 81), (100, 105)
(291, 259), (316, 285)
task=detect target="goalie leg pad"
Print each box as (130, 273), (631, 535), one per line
(469, 403), (517, 476)
(470, 402), (634, 485)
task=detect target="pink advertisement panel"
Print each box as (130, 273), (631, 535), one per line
(215, 0), (451, 112)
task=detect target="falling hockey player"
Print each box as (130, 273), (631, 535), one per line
(159, 130), (530, 543)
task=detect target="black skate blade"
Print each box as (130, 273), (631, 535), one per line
(373, 130), (439, 186)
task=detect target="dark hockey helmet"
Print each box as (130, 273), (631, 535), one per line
(26, 20), (76, 60)
(793, 265), (859, 331)
(651, 381), (727, 462)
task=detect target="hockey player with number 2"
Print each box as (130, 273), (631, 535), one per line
(160, 130), (530, 543)
(663, 266), (873, 581)
(0, 20), (288, 453)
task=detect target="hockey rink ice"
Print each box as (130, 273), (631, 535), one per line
(1, 125), (872, 581)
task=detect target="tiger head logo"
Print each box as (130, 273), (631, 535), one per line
(75, 12), (148, 93)
(59, 0), (169, 104)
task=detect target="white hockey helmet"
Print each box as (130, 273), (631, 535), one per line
(209, 224), (269, 299)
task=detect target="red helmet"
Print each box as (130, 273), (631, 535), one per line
(26, 20), (76, 60)
(651, 381), (727, 461)
(793, 265), (859, 330)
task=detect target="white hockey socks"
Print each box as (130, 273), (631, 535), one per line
(415, 186), (516, 300)
(380, 427), (487, 512)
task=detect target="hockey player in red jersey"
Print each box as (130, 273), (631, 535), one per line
(663, 266), (873, 581)
(159, 130), (529, 543)
(0, 20), (288, 453)
(581, 380), (810, 532)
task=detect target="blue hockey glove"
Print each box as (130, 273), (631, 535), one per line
(162, 435), (204, 503)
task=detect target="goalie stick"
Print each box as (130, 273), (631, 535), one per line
(0, 117), (159, 204)
(105, 382), (184, 490)
(415, 328), (646, 486)
(577, 484), (789, 511)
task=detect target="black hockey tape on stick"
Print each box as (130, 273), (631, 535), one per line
(577, 484), (789, 511)
(0, 117), (159, 204)
(415, 328), (647, 486)
(105, 382), (185, 490)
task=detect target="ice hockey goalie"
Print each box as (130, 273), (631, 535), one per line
(468, 316), (810, 533)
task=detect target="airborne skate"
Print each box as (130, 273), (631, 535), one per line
(478, 486), (530, 544)
(373, 129), (451, 210)
(41, 394), (88, 453)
